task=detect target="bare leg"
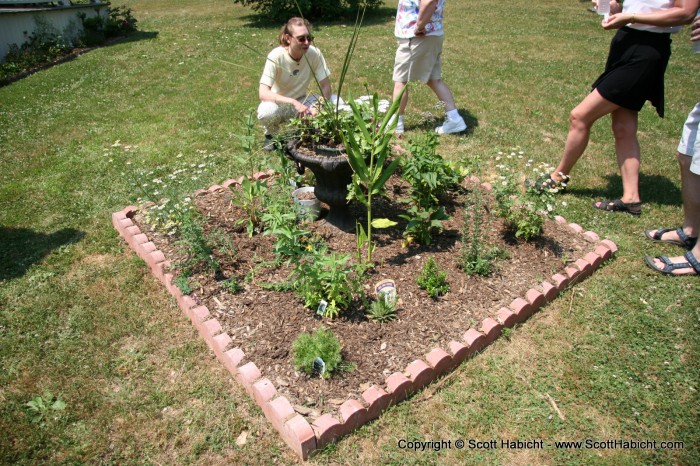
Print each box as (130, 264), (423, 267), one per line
(426, 79), (457, 112)
(393, 81), (409, 115)
(607, 107), (642, 203)
(551, 90), (620, 182)
(647, 153), (700, 243)
(679, 153), (700, 237)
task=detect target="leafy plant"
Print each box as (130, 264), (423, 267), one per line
(459, 188), (502, 276)
(175, 209), (220, 276)
(173, 275), (193, 295)
(399, 132), (463, 245)
(493, 149), (561, 240)
(292, 327), (344, 378)
(220, 278), (241, 294)
(24, 393), (66, 424)
(366, 294), (398, 323)
(293, 245), (358, 318)
(231, 177), (269, 237)
(417, 257), (450, 299)
(343, 90), (404, 264)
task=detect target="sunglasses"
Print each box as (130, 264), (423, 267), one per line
(292, 34), (314, 43)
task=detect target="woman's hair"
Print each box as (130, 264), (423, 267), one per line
(278, 17), (313, 46)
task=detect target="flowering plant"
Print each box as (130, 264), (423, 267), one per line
(492, 148), (564, 240)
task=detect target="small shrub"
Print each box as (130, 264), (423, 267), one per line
(292, 327), (343, 379)
(417, 257), (449, 299)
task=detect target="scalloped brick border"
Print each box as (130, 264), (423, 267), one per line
(113, 173), (617, 460)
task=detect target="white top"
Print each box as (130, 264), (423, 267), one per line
(623, 0), (682, 33)
(259, 46), (330, 101)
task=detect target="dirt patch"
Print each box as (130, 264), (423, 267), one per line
(133, 176), (595, 421)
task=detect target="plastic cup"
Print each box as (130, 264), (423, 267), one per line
(597, 0), (610, 15)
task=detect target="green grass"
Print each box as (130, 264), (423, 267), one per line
(1, 0), (698, 463)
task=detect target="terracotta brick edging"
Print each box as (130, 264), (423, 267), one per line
(112, 174), (617, 460)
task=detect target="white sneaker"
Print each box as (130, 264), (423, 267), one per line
(435, 118), (467, 134)
(388, 116), (404, 134)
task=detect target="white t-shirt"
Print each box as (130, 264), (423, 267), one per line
(623, 0), (682, 33)
(259, 46), (330, 101)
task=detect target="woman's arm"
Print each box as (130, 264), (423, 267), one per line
(259, 83), (310, 114)
(603, 0), (699, 29)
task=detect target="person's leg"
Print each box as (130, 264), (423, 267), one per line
(426, 79), (457, 112)
(608, 107), (641, 204)
(647, 153), (700, 244)
(393, 81), (409, 116)
(550, 89), (620, 183)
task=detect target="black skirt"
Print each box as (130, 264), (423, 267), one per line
(592, 27), (672, 117)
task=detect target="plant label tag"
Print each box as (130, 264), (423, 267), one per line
(316, 300), (328, 316)
(312, 357), (326, 377)
(375, 279), (397, 307)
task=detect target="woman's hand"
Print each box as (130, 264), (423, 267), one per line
(692, 14), (700, 43)
(602, 13), (633, 30)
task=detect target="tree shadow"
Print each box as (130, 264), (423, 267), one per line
(567, 173), (681, 206)
(238, 7), (396, 29)
(0, 227), (85, 281)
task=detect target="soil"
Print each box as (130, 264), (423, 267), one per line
(134, 175), (595, 421)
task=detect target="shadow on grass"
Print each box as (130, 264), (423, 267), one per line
(0, 227), (85, 281)
(237, 6), (396, 29)
(567, 173), (681, 206)
(0, 31), (159, 88)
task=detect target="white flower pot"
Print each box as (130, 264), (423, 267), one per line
(292, 186), (321, 221)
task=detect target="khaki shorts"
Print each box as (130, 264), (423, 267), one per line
(678, 102), (700, 175)
(392, 35), (444, 83)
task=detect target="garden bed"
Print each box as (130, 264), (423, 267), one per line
(131, 174), (601, 418)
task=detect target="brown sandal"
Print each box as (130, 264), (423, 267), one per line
(592, 199), (642, 216)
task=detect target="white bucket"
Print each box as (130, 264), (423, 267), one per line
(292, 186), (321, 221)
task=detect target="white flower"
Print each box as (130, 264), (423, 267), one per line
(561, 201), (568, 207)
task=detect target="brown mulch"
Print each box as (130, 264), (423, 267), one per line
(133, 176), (595, 421)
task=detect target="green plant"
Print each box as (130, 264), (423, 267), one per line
(417, 257), (450, 299)
(399, 133), (463, 245)
(175, 209), (220, 276)
(292, 327), (344, 378)
(173, 275), (193, 294)
(493, 149), (561, 240)
(220, 278), (241, 294)
(231, 177), (269, 237)
(459, 189), (505, 276)
(24, 393), (66, 424)
(343, 90), (404, 264)
(293, 245), (359, 318)
(366, 294), (398, 323)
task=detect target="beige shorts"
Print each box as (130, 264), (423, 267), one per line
(392, 35), (444, 83)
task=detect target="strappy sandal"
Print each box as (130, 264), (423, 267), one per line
(592, 199), (642, 216)
(525, 173), (570, 194)
(644, 227), (697, 249)
(644, 251), (700, 276)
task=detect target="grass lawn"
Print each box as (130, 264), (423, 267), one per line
(0, 0), (698, 464)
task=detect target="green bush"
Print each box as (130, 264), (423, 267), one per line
(416, 257), (449, 299)
(292, 327), (343, 378)
(231, 0), (384, 22)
